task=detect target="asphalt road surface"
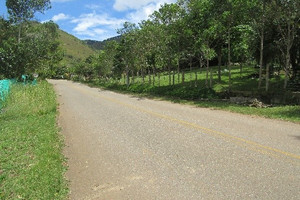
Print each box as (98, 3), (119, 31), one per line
(49, 79), (300, 200)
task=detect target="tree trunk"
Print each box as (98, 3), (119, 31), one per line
(199, 56), (203, 73)
(142, 66), (145, 84)
(148, 67), (151, 85)
(194, 71), (197, 87)
(190, 57), (193, 87)
(126, 65), (129, 87)
(240, 65), (243, 78)
(217, 47), (222, 82)
(228, 28), (232, 92)
(131, 70), (134, 84)
(168, 64), (171, 86)
(177, 58), (180, 84)
(258, 0), (266, 89)
(198, 57), (202, 87)
(137, 71), (140, 83)
(182, 70), (185, 84)
(18, 23), (22, 44)
(206, 59), (209, 88)
(266, 63), (270, 92)
(284, 20), (292, 90)
(158, 72), (160, 87)
(284, 49), (290, 90)
(153, 65), (156, 86)
(173, 70), (175, 86)
(210, 64), (213, 88)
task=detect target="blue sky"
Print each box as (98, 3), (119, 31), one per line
(1, 0), (176, 41)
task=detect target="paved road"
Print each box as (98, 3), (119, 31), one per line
(49, 79), (300, 200)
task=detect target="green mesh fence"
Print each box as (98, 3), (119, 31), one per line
(0, 80), (10, 100)
(0, 78), (35, 108)
(0, 79), (14, 108)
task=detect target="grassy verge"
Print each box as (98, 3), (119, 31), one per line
(0, 81), (68, 199)
(94, 82), (299, 123)
(181, 100), (300, 123)
(82, 66), (299, 123)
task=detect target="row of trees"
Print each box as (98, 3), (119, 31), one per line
(75, 0), (299, 91)
(1, 0), (299, 92)
(0, 0), (62, 79)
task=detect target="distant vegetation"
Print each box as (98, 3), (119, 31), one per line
(84, 36), (121, 51)
(58, 30), (95, 62)
(56, 30), (96, 78)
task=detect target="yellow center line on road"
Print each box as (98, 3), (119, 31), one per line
(70, 83), (300, 162)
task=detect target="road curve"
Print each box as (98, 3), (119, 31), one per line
(49, 79), (300, 200)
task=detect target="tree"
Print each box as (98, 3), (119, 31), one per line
(0, 17), (17, 78)
(6, 0), (51, 42)
(0, 20), (62, 78)
(187, 0), (218, 87)
(271, 0), (300, 89)
(254, 0), (268, 89)
(93, 41), (119, 79)
(24, 21), (63, 77)
(117, 22), (138, 87)
(151, 3), (185, 86)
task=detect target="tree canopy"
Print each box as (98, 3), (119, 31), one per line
(1, 0), (62, 79)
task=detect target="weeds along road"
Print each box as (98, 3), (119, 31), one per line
(49, 79), (300, 200)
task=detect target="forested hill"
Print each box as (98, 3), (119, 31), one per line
(84, 36), (121, 51)
(58, 30), (95, 60)
(57, 30), (120, 64)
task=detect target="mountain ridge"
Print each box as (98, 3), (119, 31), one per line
(83, 35), (121, 50)
(57, 29), (120, 67)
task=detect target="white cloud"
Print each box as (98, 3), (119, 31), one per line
(113, 0), (176, 11)
(51, 0), (73, 2)
(94, 28), (106, 35)
(125, 0), (177, 24)
(71, 12), (126, 40)
(114, 0), (152, 11)
(54, 0), (177, 41)
(72, 12), (125, 31)
(52, 13), (70, 21)
(85, 4), (102, 10)
(126, 3), (154, 23)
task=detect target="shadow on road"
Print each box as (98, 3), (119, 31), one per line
(290, 135), (300, 141)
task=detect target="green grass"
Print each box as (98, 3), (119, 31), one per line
(188, 100), (300, 123)
(114, 65), (285, 93)
(83, 65), (300, 123)
(0, 81), (68, 199)
(58, 30), (96, 66)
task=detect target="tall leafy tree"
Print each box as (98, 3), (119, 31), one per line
(187, 0), (218, 87)
(117, 22), (138, 87)
(151, 3), (186, 85)
(253, 0), (269, 89)
(6, 0), (51, 43)
(271, 0), (300, 89)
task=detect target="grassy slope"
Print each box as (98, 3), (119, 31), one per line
(58, 30), (96, 66)
(0, 82), (68, 199)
